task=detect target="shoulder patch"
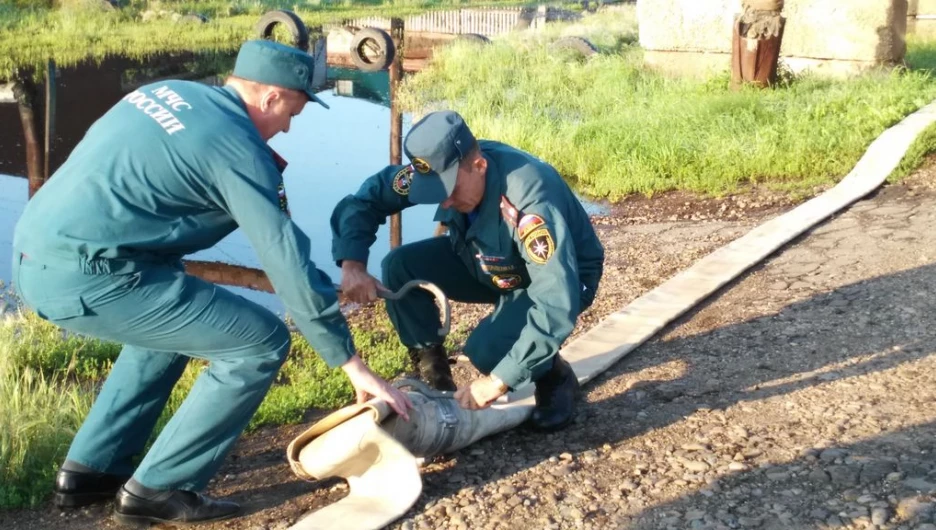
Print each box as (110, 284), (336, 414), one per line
(392, 167), (413, 196)
(524, 227), (555, 264)
(518, 214), (546, 241)
(277, 182), (291, 217)
(499, 196), (519, 227)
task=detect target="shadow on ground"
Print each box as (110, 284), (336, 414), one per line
(400, 262), (936, 528)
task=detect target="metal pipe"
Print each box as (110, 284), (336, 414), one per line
(377, 280), (449, 337)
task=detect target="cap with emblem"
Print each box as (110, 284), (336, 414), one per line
(404, 110), (477, 204)
(233, 39), (329, 109)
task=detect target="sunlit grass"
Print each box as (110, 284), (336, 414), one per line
(399, 8), (936, 199)
(0, 296), (428, 508)
(0, 310), (100, 509)
(0, 0), (564, 78)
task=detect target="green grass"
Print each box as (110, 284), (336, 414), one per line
(398, 10), (936, 200)
(0, 299), (417, 509)
(0, 311), (101, 509)
(0, 0), (558, 79)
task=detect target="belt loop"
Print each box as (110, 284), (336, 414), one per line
(79, 257), (112, 275)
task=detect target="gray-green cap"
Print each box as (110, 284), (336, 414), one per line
(404, 111), (477, 204)
(233, 40), (329, 109)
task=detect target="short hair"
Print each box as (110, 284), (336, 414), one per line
(225, 76), (306, 102)
(458, 142), (481, 170)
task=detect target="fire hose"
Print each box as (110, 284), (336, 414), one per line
(283, 99), (936, 530)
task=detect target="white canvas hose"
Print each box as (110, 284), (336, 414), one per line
(285, 99), (936, 530)
(743, 0), (783, 11)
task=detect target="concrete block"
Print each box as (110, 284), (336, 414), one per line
(908, 17), (936, 37)
(638, 0), (909, 72)
(643, 50), (883, 80)
(0, 83), (14, 104)
(780, 0), (907, 62)
(908, 0), (936, 16)
(638, 0), (739, 53)
(642, 50), (730, 78)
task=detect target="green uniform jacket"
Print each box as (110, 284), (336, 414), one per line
(13, 80), (355, 368)
(331, 140), (604, 388)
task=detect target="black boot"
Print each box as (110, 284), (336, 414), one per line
(530, 356), (580, 432)
(53, 468), (131, 508)
(114, 486), (240, 525)
(407, 344), (456, 391)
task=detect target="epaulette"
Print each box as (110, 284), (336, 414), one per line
(499, 195), (519, 227)
(270, 149), (289, 173)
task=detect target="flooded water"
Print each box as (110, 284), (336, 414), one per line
(1, 51), (604, 313)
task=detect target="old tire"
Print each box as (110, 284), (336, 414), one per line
(455, 33), (490, 45)
(550, 36), (598, 57)
(350, 27), (395, 72)
(178, 13), (208, 24)
(255, 9), (309, 52)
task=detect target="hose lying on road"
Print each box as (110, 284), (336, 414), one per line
(284, 99), (936, 530)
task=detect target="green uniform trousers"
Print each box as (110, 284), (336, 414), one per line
(13, 253), (289, 491)
(381, 237), (546, 381)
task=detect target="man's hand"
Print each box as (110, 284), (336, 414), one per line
(341, 355), (413, 420)
(340, 260), (385, 304)
(455, 376), (509, 410)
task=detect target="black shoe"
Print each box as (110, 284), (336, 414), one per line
(53, 469), (130, 508)
(114, 486), (240, 525)
(530, 356), (580, 432)
(407, 344), (457, 391)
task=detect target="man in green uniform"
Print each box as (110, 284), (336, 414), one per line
(332, 110), (604, 431)
(12, 40), (411, 525)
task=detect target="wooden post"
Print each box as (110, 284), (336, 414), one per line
(388, 18), (404, 249)
(13, 76), (44, 198)
(183, 260), (274, 293)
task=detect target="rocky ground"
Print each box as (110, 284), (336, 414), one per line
(4, 159), (936, 530)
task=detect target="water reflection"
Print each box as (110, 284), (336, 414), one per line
(0, 53), (436, 312)
(0, 175), (26, 295)
(189, 90), (436, 311)
(1, 52), (604, 313)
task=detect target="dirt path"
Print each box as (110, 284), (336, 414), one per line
(4, 160), (936, 530)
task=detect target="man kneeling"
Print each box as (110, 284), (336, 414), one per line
(331, 111), (604, 431)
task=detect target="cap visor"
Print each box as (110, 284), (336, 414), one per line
(304, 89), (330, 109)
(409, 173), (449, 204)
(409, 164), (459, 204)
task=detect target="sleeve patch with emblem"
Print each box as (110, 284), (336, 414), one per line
(392, 167), (413, 196)
(277, 182), (291, 217)
(518, 214), (546, 241)
(524, 227), (555, 264)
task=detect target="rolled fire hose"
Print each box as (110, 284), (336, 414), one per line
(285, 100), (936, 530)
(743, 0), (783, 11)
(285, 379), (533, 530)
